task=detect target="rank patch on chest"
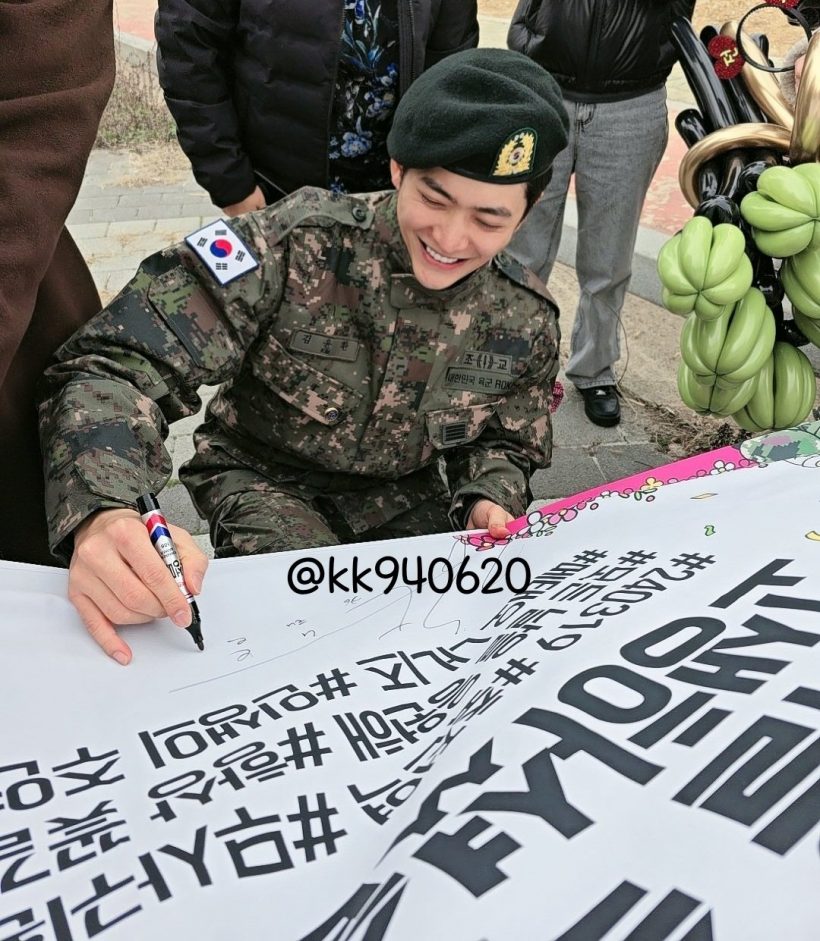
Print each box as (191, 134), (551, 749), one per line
(288, 330), (360, 362)
(185, 219), (259, 285)
(441, 422), (468, 446)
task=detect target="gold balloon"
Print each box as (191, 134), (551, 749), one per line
(790, 30), (820, 164)
(720, 20), (795, 131)
(679, 124), (791, 208)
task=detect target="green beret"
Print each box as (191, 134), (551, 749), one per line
(387, 48), (569, 184)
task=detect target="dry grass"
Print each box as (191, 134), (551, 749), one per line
(632, 397), (752, 457)
(95, 54), (176, 151)
(111, 143), (191, 188)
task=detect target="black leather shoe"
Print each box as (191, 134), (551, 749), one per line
(580, 385), (620, 427)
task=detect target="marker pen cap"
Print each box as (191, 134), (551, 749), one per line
(137, 493), (161, 515)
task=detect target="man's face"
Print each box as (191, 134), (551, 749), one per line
(390, 161), (528, 291)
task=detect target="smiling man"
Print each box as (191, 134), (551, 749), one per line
(38, 48), (569, 664)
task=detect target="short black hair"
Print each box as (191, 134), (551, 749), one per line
(525, 169), (552, 213)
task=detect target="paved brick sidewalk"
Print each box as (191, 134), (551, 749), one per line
(67, 151), (217, 299)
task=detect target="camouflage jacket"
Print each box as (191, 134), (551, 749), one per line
(40, 188), (560, 560)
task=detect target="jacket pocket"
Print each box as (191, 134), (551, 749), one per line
(425, 402), (497, 451)
(147, 266), (236, 374)
(250, 336), (362, 424)
(241, 334), (363, 467)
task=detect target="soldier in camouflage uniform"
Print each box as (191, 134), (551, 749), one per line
(39, 49), (569, 664)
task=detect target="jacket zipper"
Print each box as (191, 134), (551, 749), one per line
(325, 0), (347, 185)
(588, 1), (605, 81)
(399, 0), (416, 96)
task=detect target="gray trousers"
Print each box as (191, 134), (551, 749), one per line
(509, 88), (668, 389)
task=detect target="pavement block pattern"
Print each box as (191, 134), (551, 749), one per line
(68, 151), (218, 300)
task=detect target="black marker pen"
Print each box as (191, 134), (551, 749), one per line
(137, 492), (204, 651)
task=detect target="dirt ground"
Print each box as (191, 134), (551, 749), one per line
(477, 0), (800, 59)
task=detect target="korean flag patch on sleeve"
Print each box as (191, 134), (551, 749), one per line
(185, 219), (259, 285)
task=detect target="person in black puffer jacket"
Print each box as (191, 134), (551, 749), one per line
(155, 0), (478, 216)
(508, 0), (695, 427)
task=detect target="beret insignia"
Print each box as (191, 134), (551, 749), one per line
(492, 129), (537, 178)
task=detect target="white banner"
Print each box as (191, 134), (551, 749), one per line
(1, 437), (819, 940)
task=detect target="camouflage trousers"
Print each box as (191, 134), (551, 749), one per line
(180, 427), (453, 558)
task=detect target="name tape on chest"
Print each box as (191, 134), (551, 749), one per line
(185, 220), (259, 286)
(444, 368), (513, 394)
(444, 349), (516, 393)
(288, 330), (361, 362)
(460, 350), (513, 375)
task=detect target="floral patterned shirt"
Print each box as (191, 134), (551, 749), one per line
(328, 0), (399, 194)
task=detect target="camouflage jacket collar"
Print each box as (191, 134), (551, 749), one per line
(372, 191), (492, 310)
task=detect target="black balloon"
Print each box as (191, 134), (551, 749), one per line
(737, 152), (780, 197)
(699, 22), (767, 123)
(718, 149), (749, 201)
(697, 160), (722, 201)
(695, 195), (741, 226)
(753, 253), (786, 308)
(750, 32), (770, 62)
(725, 74), (768, 124)
(675, 108), (709, 147)
(671, 17), (742, 131)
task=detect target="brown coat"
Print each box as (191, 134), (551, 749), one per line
(0, 0), (114, 564)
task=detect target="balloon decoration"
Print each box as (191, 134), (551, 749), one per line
(660, 2), (820, 431)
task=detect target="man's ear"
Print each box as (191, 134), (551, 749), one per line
(389, 159), (404, 190)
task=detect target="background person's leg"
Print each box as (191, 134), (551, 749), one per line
(506, 100), (577, 284)
(565, 89), (668, 415)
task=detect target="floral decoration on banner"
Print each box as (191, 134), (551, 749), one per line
(457, 455), (760, 552)
(456, 531), (516, 552)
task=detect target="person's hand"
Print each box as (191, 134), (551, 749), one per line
(221, 185), (266, 217)
(466, 499), (514, 539)
(69, 508), (209, 665)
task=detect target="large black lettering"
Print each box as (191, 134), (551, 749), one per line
(386, 741), (500, 854)
(669, 649), (787, 694)
(622, 618), (724, 668)
(674, 715), (813, 809)
(467, 748), (593, 839)
(299, 874), (407, 941)
(559, 666), (672, 724)
(719, 613), (819, 651)
(515, 710), (663, 784)
(710, 559), (801, 609)
(413, 817), (520, 897)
